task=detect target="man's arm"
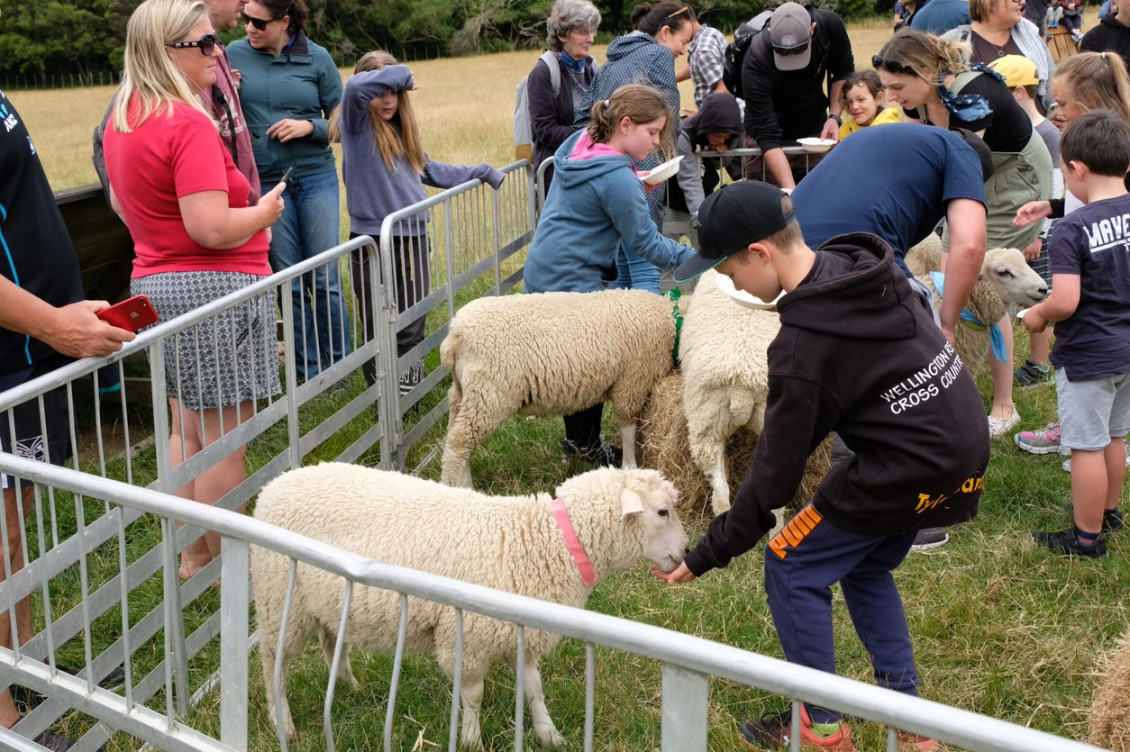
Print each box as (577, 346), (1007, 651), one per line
(939, 198), (987, 345)
(0, 277), (133, 358)
(821, 79), (846, 141)
(764, 148), (797, 189)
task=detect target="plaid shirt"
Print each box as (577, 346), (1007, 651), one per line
(689, 26), (727, 107)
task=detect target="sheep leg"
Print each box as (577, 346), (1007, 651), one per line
(458, 675), (486, 749)
(709, 444), (730, 516)
(522, 659), (565, 746)
(440, 387), (510, 488)
(619, 421), (637, 469)
(259, 635), (296, 738)
(318, 626), (359, 690)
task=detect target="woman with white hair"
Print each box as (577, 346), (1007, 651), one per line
(528, 0), (602, 189)
(103, 0), (285, 579)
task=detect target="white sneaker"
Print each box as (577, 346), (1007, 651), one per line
(987, 409), (1021, 438)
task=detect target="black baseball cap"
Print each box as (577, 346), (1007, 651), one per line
(674, 182), (794, 281)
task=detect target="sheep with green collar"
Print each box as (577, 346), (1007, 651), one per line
(439, 289), (680, 488)
(252, 463), (687, 748)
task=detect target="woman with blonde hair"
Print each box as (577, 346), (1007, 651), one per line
(875, 30), (1053, 438)
(524, 83), (695, 465)
(103, 0), (285, 579)
(336, 50), (505, 395)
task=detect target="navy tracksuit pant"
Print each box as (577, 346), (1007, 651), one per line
(764, 504), (921, 725)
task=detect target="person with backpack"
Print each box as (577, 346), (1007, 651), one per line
(737, 2), (855, 191)
(526, 0), (601, 190)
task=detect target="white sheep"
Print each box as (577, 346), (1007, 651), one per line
(906, 242), (1049, 374)
(439, 290), (678, 487)
(252, 464), (687, 748)
(678, 270), (782, 516)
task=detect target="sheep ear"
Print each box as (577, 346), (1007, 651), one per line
(620, 488), (645, 518)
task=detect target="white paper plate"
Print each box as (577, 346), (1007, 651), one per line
(638, 156), (683, 186)
(797, 137), (836, 154)
(715, 273), (784, 310)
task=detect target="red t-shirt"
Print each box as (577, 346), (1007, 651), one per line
(104, 98), (271, 278)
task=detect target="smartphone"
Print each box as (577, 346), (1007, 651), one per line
(97, 294), (159, 333)
(280, 166), (294, 185)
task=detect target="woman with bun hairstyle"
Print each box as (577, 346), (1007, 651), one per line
(333, 51), (505, 395)
(526, 84), (695, 465)
(574, 2), (697, 293)
(875, 29), (1052, 437)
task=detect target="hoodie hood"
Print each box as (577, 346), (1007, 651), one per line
(778, 232), (923, 341)
(686, 93), (744, 147)
(1100, 13), (1130, 29)
(606, 30), (666, 63)
(551, 129), (632, 190)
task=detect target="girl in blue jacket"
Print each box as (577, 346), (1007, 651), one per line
(525, 83), (694, 465)
(334, 51), (505, 396)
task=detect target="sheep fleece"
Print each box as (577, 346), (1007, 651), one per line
(440, 289), (676, 419)
(252, 463), (673, 670)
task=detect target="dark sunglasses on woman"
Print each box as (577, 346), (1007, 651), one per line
(241, 12), (274, 31)
(166, 33), (220, 56)
(871, 54), (914, 75)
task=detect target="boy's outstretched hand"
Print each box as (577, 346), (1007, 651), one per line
(652, 561), (696, 585)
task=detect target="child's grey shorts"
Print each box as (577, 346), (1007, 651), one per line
(1056, 370), (1130, 451)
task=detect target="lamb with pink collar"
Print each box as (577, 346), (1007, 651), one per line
(251, 463), (687, 747)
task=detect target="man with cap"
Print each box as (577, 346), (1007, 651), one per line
(740, 1), (855, 190)
(655, 181), (989, 752)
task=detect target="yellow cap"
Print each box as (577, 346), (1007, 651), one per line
(989, 55), (1040, 88)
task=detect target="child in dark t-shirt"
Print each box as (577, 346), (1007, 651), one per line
(1022, 110), (1130, 557)
(655, 181), (989, 750)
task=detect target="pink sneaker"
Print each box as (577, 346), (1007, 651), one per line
(1014, 423), (1061, 455)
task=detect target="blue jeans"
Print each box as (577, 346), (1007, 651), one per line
(267, 169), (350, 380)
(611, 155), (665, 293)
(764, 507), (920, 724)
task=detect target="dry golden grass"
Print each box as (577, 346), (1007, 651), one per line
(16, 16), (976, 193)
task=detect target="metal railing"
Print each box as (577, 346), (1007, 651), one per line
(0, 155), (1106, 751)
(0, 453), (1105, 752)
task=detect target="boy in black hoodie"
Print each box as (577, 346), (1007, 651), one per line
(656, 181), (990, 751)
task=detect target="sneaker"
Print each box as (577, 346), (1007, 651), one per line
(1032, 528), (1107, 558)
(910, 528), (949, 551)
(987, 409), (1021, 438)
(32, 730), (76, 751)
(897, 731), (941, 751)
(1104, 508), (1124, 534)
(1014, 423), (1062, 455)
(398, 360), (423, 397)
(1014, 359), (1053, 388)
(740, 706), (856, 751)
(562, 438), (623, 468)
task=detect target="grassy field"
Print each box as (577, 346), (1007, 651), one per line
(11, 13), (1130, 751)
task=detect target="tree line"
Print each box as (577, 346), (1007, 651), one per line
(0, 0), (889, 79)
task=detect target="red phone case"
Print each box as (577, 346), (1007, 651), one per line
(97, 295), (159, 332)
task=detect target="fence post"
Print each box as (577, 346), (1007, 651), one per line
(219, 536), (250, 751)
(279, 280), (302, 470)
(375, 234), (401, 471)
(661, 664), (708, 752)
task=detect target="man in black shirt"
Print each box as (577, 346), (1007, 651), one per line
(1, 86), (133, 747)
(740, 2), (854, 190)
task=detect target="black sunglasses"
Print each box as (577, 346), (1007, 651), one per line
(773, 39), (810, 56)
(166, 33), (220, 56)
(241, 11), (275, 31)
(872, 54), (914, 75)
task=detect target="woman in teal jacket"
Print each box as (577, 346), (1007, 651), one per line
(525, 84), (693, 465)
(228, 0), (349, 382)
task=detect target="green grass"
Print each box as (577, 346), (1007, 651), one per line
(25, 317), (1130, 751)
